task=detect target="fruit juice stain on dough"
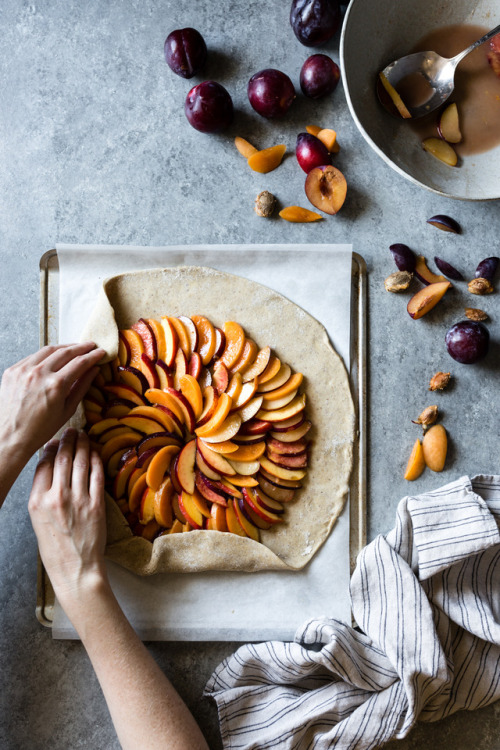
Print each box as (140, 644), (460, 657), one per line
(407, 24), (500, 156)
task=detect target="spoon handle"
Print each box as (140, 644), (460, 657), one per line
(452, 23), (500, 67)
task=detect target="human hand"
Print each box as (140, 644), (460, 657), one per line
(0, 342), (104, 462)
(28, 429), (107, 603)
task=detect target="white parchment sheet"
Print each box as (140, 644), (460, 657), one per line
(52, 243), (353, 641)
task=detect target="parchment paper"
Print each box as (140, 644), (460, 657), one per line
(52, 243), (353, 640)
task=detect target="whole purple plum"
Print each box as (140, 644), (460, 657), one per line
(445, 320), (489, 364)
(247, 69), (295, 119)
(300, 54), (340, 98)
(184, 81), (233, 133)
(164, 28), (207, 79)
(290, 0), (341, 47)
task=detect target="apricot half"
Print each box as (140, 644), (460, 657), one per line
(404, 438), (425, 481)
(422, 424), (447, 472)
(247, 144), (286, 174)
(407, 281), (451, 319)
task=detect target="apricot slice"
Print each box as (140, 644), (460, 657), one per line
(422, 424), (447, 472)
(153, 477), (174, 527)
(317, 128), (339, 153)
(230, 339), (258, 374)
(378, 73), (412, 119)
(146, 445), (180, 491)
(407, 281), (451, 319)
(168, 317), (192, 359)
(262, 372), (303, 402)
(241, 346), (271, 382)
(120, 329), (145, 368)
(228, 442), (266, 462)
(191, 314), (216, 365)
(422, 137), (457, 167)
(404, 438), (425, 480)
(179, 374), (204, 419)
(195, 392), (233, 437)
(258, 356), (281, 385)
(306, 124), (322, 136)
(279, 206), (323, 223)
(234, 136), (258, 158)
(219, 321), (245, 369)
(247, 144), (286, 174)
(147, 319), (166, 361)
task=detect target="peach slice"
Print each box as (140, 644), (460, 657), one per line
(378, 72), (412, 119)
(191, 314), (216, 365)
(125, 406), (175, 432)
(139, 354), (160, 390)
(195, 450), (222, 481)
(160, 316), (178, 368)
(262, 372), (303, 403)
(173, 348), (188, 390)
(226, 373), (243, 402)
(100, 432), (141, 467)
(188, 352), (203, 380)
(225, 499), (248, 536)
(178, 315), (199, 353)
(306, 124), (322, 136)
(279, 206), (323, 223)
(407, 281), (451, 320)
(146, 445), (180, 491)
(147, 318), (166, 361)
(163, 388), (196, 434)
(145, 388), (183, 423)
(137, 432), (181, 455)
(242, 487), (283, 524)
(113, 454), (138, 499)
(118, 332), (131, 366)
(168, 316), (192, 359)
(257, 393), (306, 423)
(99, 425), (137, 444)
(422, 424), (447, 472)
(228, 458), (261, 476)
(414, 256), (448, 286)
(234, 136), (258, 158)
(202, 440), (239, 455)
(190, 488), (210, 518)
(422, 137), (457, 167)
(258, 356), (281, 385)
(196, 438), (236, 476)
(230, 339), (258, 374)
(88, 417), (121, 439)
(132, 319), (157, 361)
(201, 413), (242, 443)
(404, 438), (425, 480)
(195, 392), (233, 437)
(104, 383), (146, 407)
(438, 102), (461, 144)
(139, 487), (156, 525)
(197, 386), (218, 426)
(259, 455), (307, 482)
(196, 472), (228, 506)
(228, 442), (266, 462)
(175, 439), (197, 494)
(128, 473), (148, 513)
(211, 502), (228, 532)
(179, 374), (203, 419)
(241, 346), (272, 383)
(120, 414), (165, 435)
(305, 165), (347, 215)
(237, 396), (265, 424)
(226, 474), (259, 488)
(118, 366), (149, 395)
(153, 477), (174, 527)
(232, 499), (260, 542)
(231, 378), (259, 410)
(121, 329), (145, 368)
(178, 490), (203, 529)
(155, 359), (174, 390)
(217, 478), (242, 498)
(213, 360), (230, 394)
(258, 363), (292, 393)
(317, 128), (339, 153)
(220, 322), (246, 369)
(247, 144), (286, 174)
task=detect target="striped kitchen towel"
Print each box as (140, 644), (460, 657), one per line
(205, 475), (500, 750)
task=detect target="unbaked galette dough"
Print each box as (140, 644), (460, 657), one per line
(80, 266), (355, 574)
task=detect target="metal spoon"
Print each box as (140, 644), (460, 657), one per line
(380, 23), (500, 118)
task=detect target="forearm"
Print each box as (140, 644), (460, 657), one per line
(0, 428), (31, 509)
(60, 577), (209, 750)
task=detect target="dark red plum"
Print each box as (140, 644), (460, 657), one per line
(434, 257), (464, 281)
(185, 81), (233, 133)
(247, 69), (295, 119)
(164, 28), (207, 79)
(290, 0), (341, 47)
(300, 54), (340, 98)
(475, 256), (499, 280)
(296, 133), (330, 173)
(389, 243), (416, 273)
(445, 320), (489, 364)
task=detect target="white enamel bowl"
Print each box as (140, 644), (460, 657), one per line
(340, 0), (500, 200)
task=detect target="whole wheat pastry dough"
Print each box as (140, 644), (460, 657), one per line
(81, 266), (355, 574)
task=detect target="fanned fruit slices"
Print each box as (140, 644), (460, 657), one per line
(84, 314), (312, 545)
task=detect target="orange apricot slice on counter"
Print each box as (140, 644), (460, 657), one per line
(404, 438), (425, 481)
(422, 424), (447, 472)
(279, 206), (323, 223)
(247, 144), (286, 174)
(317, 128), (339, 153)
(234, 136), (258, 158)
(219, 321), (245, 369)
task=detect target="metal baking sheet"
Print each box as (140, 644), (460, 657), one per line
(37, 248), (367, 632)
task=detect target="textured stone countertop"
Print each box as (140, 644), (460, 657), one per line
(0, 1), (498, 748)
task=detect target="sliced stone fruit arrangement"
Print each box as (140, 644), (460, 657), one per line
(83, 315), (311, 544)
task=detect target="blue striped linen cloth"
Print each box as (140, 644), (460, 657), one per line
(205, 475), (500, 750)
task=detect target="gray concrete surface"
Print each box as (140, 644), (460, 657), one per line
(0, 1), (499, 748)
